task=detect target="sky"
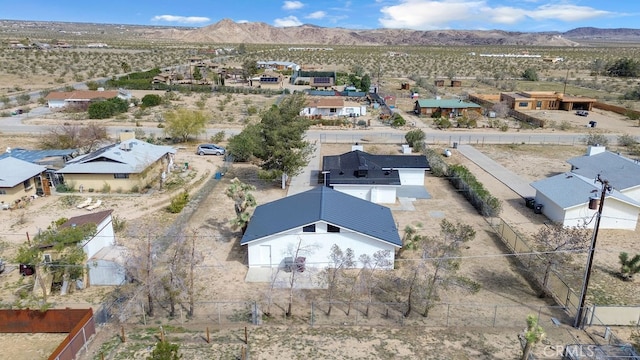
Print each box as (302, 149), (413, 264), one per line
(2, 0), (638, 32)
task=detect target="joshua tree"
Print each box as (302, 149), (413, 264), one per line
(520, 314), (545, 360)
(225, 178), (257, 234)
(619, 252), (640, 281)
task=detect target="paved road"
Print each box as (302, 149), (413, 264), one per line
(456, 144), (536, 199)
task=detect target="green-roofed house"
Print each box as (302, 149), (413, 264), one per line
(414, 98), (482, 117)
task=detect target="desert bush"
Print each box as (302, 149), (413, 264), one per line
(390, 113), (406, 128)
(101, 182), (111, 193)
(618, 133), (638, 147)
(141, 94), (162, 107)
(583, 132), (609, 146)
(210, 131), (226, 143)
(167, 190), (189, 213)
(405, 129), (426, 149)
(433, 117), (452, 129)
(55, 183), (74, 193)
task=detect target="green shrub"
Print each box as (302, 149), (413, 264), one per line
(210, 131), (226, 143)
(618, 133), (638, 147)
(584, 132), (609, 146)
(101, 182), (111, 193)
(390, 114), (406, 128)
(55, 183), (74, 193)
(130, 185), (140, 193)
(434, 117), (452, 129)
(141, 94), (162, 107)
(405, 129), (426, 149)
(167, 190), (189, 213)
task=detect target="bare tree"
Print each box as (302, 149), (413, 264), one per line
(420, 219), (476, 317)
(321, 245), (355, 315)
(160, 234), (186, 318)
(186, 229), (203, 317)
(491, 100), (510, 118)
(285, 237), (318, 317)
(532, 223), (589, 297)
(126, 231), (160, 317)
(41, 123), (109, 153)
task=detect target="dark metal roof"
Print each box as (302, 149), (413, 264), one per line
(329, 168), (401, 185)
(241, 187), (401, 247)
(323, 150), (429, 171)
(567, 151), (640, 191)
(0, 148), (78, 166)
(60, 209), (113, 229)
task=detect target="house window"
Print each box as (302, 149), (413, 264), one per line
(329, 108), (337, 113)
(0, 190), (6, 195)
(23, 179), (32, 190)
(114, 173), (130, 179)
(518, 102), (528, 108)
(536, 101), (542, 108)
(327, 224), (340, 233)
(303, 224), (316, 233)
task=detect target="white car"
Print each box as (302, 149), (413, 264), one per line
(196, 144), (225, 156)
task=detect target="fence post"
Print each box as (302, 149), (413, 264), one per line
(446, 304), (450, 327)
(310, 302), (314, 327)
(493, 305), (498, 327)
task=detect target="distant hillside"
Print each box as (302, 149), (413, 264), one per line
(166, 19), (582, 46)
(1, 19), (639, 46)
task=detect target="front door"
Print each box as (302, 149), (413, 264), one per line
(259, 245), (272, 267)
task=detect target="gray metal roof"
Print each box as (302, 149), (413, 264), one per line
(0, 157), (47, 187)
(241, 186), (401, 247)
(531, 173), (640, 209)
(0, 148), (78, 169)
(57, 139), (176, 174)
(567, 152), (640, 191)
(328, 168), (401, 185)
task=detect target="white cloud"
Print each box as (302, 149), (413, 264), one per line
(151, 15), (210, 24)
(274, 16), (303, 27)
(237, 19), (250, 23)
(283, 1), (304, 10)
(306, 11), (327, 19)
(378, 0), (615, 30)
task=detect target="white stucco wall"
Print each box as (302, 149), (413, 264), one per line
(81, 215), (115, 259)
(246, 221), (397, 269)
(398, 169), (426, 186)
(48, 100), (66, 109)
(302, 107), (365, 117)
(332, 185), (397, 204)
(537, 192), (638, 230)
(88, 259), (125, 286)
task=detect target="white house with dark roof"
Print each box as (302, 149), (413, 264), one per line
(56, 139), (176, 193)
(0, 157), (47, 207)
(322, 149), (430, 203)
(531, 173), (640, 230)
(241, 187), (400, 270)
(59, 209), (126, 286)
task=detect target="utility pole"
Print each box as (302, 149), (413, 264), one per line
(574, 174), (611, 328)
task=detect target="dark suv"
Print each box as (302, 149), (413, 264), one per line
(196, 144), (225, 156)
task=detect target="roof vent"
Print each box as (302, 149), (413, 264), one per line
(356, 164), (368, 178)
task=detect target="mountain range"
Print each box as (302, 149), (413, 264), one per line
(143, 19), (640, 46)
(2, 19), (640, 46)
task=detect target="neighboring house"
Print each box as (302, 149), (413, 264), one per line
(301, 97), (366, 118)
(249, 72), (285, 89)
(291, 70), (336, 88)
(56, 139), (176, 192)
(531, 173), (640, 230)
(0, 157), (47, 206)
(414, 98), (482, 117)
(44, 89), (130, 109)
(567, 146), (640, 203)
(53, 210), (125, 286)
(241, 187), (401, 269)
(499, 91), (595, 111)
(0, 148), (77, 188)
(152, 72), (178, 85)
(322, 149), (430, 203)
(257, 61), (300, 72)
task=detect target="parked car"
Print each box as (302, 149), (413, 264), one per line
(196, 144), (225, 156)
(576, 110), (589, 117)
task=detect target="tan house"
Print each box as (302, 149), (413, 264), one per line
(44, 90), (121, 109)
(0, 157), (47, 208)
(56, 139), (176, 193)
(499, 91), (595, 111)
(249, 72), (285, 89)
(414, 99), (482, 117)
